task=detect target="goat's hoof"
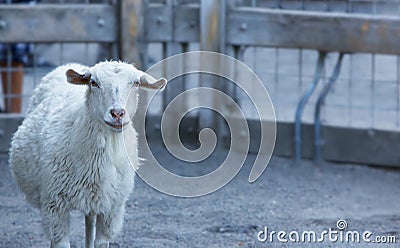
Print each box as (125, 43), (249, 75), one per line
(95, 240), (109, 248)
(50, 241), (71, 248)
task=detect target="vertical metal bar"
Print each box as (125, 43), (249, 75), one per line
(233, 46), (241, 104)
(60, 43), (64, 65)
(397, 55), (400, 128)
(348, 54), (353, 126)
(370, 3), (376, 130)
(314, 53), (344, 162)
(6, 45), (12, 112)
(274, 48), (279, 113)
(294, 52), (326, 162)
(346, 0), (351, 13)
(5, 0), (12, 112)
(84, 43), (89, 64)
(398, 0), (400, 127)
(372, 0), (377, 14)
(298, 49), (303, 98)
(200, 0), (226, 148)
(398, 0), (400, 16)
(181, 42), (188, 97)
(252, 46), (257, 76)
(234, 45), (246, 104)
(162, 42), (167, 112)
(251, 46), (256, 108)
(326, 0), (331, 11)
(274, 0), (281, 9)
(32, 44), (37, 89)
(161, 42), (185, 111)
(371, 54), (375, 128)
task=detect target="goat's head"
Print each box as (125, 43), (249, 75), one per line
(66, 61), (166, 132)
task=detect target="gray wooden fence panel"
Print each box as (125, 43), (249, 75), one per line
(144, 4), (199, 43)
(0, 4), (117, 43)
(227, 7), (400, 54)
(144, 4), (173, 42)
(174, 5), (200, 42)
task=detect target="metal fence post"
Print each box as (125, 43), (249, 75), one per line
(294, 52), (325, 162)
(161, 0), (187, 142)
(119, 0), (145, 67)
(314, 53), (344, 162)
(119, 0), (148, 139)
(200, 0), (227, 148)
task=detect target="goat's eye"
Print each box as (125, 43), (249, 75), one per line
(133, 80), (140, 87)
(90, 80), (99, 88)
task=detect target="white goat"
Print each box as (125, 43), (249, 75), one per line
(9, 61), (166, 248)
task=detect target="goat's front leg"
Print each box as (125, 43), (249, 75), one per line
(41, 201), (71, 248)
(94, 205), (125, 248)
(85, 212), (96, 248)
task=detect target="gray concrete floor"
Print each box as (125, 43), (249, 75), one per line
(1, 140), (399, 247)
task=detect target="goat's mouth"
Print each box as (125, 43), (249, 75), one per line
(104, 121), (130, 132)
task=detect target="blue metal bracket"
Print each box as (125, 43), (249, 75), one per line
(294, 52), (326, 161)
(314, 53), (345, 162)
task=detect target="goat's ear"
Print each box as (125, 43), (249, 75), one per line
(66, 69), (91, 85)
(139, 74), (167, 91)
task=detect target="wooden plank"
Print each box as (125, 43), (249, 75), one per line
(144, 5), (173, 42)
(119, 0), (145, 66)
(174, 5), (200, 42)
(144, 4), (199, 43)
(227, 7), (400, 54)
(0, 4), (117, 43)
(200, 0), (225, 51)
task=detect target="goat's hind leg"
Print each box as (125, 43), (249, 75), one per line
(85, 212), (96, 248)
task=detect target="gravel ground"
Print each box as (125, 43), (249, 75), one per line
(0, 140), (399, 248)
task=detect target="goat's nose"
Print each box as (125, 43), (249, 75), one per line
(110, 108), (126, 119)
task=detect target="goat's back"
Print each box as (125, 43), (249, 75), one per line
(28, 63), (88, 114)
(10, 64), (88, 208)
